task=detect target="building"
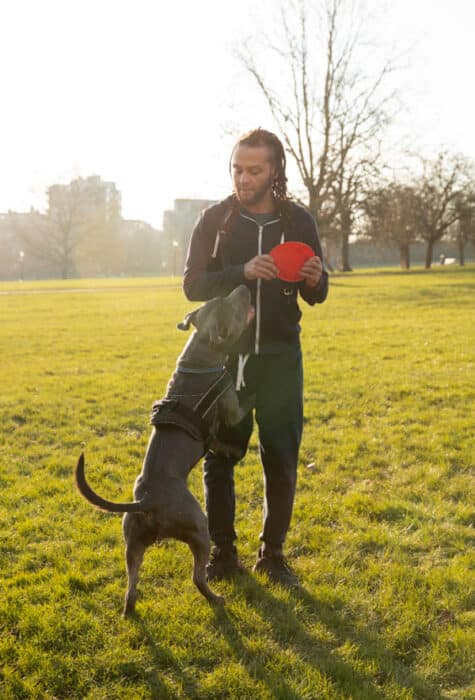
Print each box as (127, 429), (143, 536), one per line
(48, 175), (121, 223)
(162, 198), (216, 275)
(120, 219), (164, 275)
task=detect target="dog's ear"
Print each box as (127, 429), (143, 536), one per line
(177, 307), (201, 331)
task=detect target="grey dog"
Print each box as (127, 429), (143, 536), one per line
(75, 285), (255, 615)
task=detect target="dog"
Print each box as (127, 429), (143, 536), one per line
(75, 285), (255, 615)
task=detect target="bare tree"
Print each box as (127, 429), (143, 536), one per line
(10, 182), (93, 279)
(11, 179), (125, 279)
(412, 152), (473, 269)
(11, 198), (87, 280)
(235, 0), (398, 270)
(363, 182), (419, 269)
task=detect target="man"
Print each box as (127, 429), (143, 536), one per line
(183, 128), (328, 586)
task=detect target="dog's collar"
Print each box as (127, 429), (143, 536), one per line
(176, 364), (225, 375)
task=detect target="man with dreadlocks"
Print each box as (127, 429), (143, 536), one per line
(183, 128), (328, 586)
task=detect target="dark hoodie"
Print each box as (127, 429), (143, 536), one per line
(183, 199), (329, 354)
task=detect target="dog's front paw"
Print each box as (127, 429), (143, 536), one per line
(210, 593), (225, 606)
(208, 438), (242, 460)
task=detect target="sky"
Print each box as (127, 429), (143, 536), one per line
(0, 0), (474, 229)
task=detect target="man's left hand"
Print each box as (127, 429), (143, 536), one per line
(300, 256), (324, 287)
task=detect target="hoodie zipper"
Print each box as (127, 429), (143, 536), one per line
(240, 213), (280, 355)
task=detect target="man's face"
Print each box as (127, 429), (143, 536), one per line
(231, 144), (276, 208)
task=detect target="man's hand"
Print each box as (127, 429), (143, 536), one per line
(244, 254), (279, 281)
(299, 256), (323, 287)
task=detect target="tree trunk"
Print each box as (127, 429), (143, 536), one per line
(458, 236), (465, 266)
(309, 189), (335, 271)
(340, 211), (352, 272)
(339, 232), (352, 271)
(321, 238), (335, 272)
(399, 244), (410, 269)
(424, 239), (435, 269)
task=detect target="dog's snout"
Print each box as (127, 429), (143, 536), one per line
(232, 284), (251, 302)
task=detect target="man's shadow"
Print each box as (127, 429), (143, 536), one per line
(128, 572), (443, 700)
(209, 573), (442, 700)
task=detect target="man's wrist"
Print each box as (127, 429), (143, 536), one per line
(304, 275), (320, 289)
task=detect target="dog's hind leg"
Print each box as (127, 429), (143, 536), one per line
(187, 528), (225, 606)
(123, 539), (146, 616)
(175, 497), (225, 606)
(122, 513), (149, 617)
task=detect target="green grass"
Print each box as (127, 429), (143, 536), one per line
(1, 267), (474, 699)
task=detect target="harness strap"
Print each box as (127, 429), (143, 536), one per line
(151, 399), (209, 439)
(194, 370), (233, 417)
(177, 364), (225, 374)
(151, 370), (233, 444)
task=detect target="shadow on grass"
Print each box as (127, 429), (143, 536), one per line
(210, 601), (304, 700)
(210, 573), (444, 700)
(126, 572), (447, 699)
(128, 612), (201, 699)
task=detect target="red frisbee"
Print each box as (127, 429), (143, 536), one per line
(270, 241), (315, 282)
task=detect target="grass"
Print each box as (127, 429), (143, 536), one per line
(0, 266), (474, 699)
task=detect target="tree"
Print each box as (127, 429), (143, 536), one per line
(363, 182), (419, 269)
(12, 212), (80, 279)
(452, 189), (475, 266)
(12, 185), (96, 279)
(236, 0), (397, 270)
(412, 151), (473, 269)
(12, 177), (125, 279)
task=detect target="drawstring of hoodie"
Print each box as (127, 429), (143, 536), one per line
(235, 353), (250, 391)
(213, 216), (286, 364)
(211, 231), (220, 258)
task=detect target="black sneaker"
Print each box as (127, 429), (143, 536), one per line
(252, 548), (300, 587)
(206, 544), (245, 581)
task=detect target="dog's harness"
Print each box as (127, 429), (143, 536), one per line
(150, 366), (233, 447)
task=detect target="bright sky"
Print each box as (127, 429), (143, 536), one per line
(0, 0), (473, 229)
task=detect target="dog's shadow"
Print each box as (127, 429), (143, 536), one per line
(130, 612), (202, 699)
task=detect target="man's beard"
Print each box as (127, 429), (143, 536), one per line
(235, 174), (274, 207)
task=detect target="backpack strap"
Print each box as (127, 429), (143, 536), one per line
(211, 200), (237, 261)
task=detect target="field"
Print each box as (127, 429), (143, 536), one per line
(1, 266), (474, 699)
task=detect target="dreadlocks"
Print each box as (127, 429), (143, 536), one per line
(233, 128), (289, 200)
(223, 128), (295, 238)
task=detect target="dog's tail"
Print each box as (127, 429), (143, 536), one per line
(75, 453), (148, 513)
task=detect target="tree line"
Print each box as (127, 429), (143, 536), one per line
(0, 186), (165, 281)
(2, 0), (475, 279)
(235, 0), (475, 270)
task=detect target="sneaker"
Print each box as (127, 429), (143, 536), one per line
(252, 547), (300, 587)
(206, 544), (245, 581)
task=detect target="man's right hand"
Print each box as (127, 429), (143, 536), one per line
(244, 254), (279, 281)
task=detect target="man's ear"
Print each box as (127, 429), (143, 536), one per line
(177, 307), (201, 331)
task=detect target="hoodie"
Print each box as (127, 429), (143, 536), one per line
(183, 199), (328, 354)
